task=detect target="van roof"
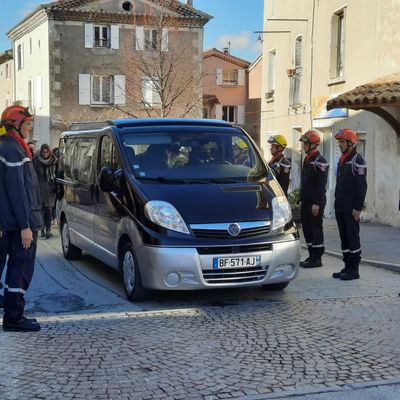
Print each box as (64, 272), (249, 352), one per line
(64, 118), (233, 134)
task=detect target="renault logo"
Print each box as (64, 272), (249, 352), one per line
(227, 223), (241, 237)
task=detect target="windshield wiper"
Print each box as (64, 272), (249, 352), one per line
(135, 176), (189, 184)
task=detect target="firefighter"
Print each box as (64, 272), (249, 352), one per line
(0, 105), (42, 331)
(0, 127), (6, 308)
(332, 129), (367, 280)
(299, 130), (329, 268)
(268, 134), (291, 196)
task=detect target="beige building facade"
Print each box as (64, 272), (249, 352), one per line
(261, 0), (400, 226)
(0, 50), (14, 112)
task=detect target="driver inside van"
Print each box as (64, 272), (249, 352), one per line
(189, 141), (215, 165)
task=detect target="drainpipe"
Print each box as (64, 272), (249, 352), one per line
(309, 0), (316, 128)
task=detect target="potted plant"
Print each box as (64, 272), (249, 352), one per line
(286, 68), (295, 77)
(287, 187), (301, 225)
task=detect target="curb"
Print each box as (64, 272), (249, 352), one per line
(301, 244), (400, 273)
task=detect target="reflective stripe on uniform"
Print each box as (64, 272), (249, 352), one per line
(350, 248), (361, 253)
(342, 249), (350, 253)
(0, 156), (31, 167)
(5, 285), (26, 294)
(311, 244), (324, 248)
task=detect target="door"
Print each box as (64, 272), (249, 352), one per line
(94, 134), (121, 265)
(68, 137), (97, 245)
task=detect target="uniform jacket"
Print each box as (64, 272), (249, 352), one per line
(268, 153), (291, 196)
(300, 150), (329, 205)
(0, 136), (42, 231)
(335, 150), (367, 213)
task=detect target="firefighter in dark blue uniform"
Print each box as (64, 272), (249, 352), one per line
(0, 128), (6, 308)
(268, 134), (291, 196)
(299, 130), (329, 268)
(0, 105), (42, 331)
(333, 129), (367, 280)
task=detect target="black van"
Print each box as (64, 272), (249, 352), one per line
(57, 119), (300, 300)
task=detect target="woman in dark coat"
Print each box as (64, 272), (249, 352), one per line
(34, 144), (57, 238)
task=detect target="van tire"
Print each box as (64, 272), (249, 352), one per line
(262, 282), (290, 291)
(61, 219), (82, 260)
(120, 243), (149, 301)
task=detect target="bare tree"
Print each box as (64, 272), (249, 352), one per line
(116, 4), (204, 119)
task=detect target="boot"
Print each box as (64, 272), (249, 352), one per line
(45, 228), (53, 239)
(40, 229), (46, 238)
(3, 317), (41, 332)
(332, 265), (349, 278)
(302, 256), (322, 268)
(300, 248), (312, 267)
(340, 264), (360, 280)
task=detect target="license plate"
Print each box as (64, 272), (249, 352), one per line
(213, 255), (261, 269)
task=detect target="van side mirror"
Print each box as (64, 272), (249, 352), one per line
(99, 166), (115, 193)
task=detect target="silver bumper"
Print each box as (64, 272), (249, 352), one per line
(136, 239), (300, 290)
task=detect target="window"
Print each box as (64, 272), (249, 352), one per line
(222, 106), (237, 123)
(330, 8), (346, 79)
(17, 44), (23, 70)
(28, 80), (34, 109)
(100, 136), (119, 172)
(5, 62), (10, 79)
(74, 139), (96, 184)
(290, 36), (302, 106)
(30, 38), (32, 54)
(91, 75), (113, 104)
(222, 69), (238, 85)
(267, 50), (276, 100)
(141, 78), (161, 107)
(144, 29), (158, 51)
(94, 25), (110, 48)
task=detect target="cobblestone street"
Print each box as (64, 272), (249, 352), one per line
(1, 234), (400, 399)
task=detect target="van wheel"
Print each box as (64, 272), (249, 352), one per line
(120, 243), (149, 301)
(61, 219), (82, 260)
(262, 282), (290, 291)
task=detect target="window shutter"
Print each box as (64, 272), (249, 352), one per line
(79, 74), (91, 105)
(268, 51), (276, 91)
(215, 104), (223, 120)
(110, 25), (119, 49)
(216, 68), (223, 85)
(114, 75), (125, 105)
(35, 75), (42, 109)
(136, 27), (145, 50)
(21, 43), (24, 69)
(238, 69), (245, 86)
(85, 23), (94, 48)
(161, 28), (168, 52)
(237, 105), (245, 125)
(141, 79), (152, 105)
(295, 37), (302, 68)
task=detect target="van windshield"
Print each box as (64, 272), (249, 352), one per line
(122, 129), (267, 182)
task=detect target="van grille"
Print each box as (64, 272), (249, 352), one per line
(202, 266), (268, 284)
(191, 225), (270, 239)
(197, 243), (272, 255)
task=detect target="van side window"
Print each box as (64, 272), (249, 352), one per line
(74, 139), (96, 184)
(100, 136), (119, 171)
(63, 139), (76, 181)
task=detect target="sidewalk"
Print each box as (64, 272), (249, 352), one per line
(300, 218), (400, 272)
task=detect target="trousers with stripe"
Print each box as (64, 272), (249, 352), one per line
(335, 212), (361, 265)
(0, 231), (7, 288)
(3, 230), (38, 322)
(301, 200), (325, 257)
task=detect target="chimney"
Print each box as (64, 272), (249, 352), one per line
(185, 0), (193, 6)
(223, 47), (230, 54)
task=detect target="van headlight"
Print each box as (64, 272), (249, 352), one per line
(272, 196), (292, 231)
(145, 201), (189, 234)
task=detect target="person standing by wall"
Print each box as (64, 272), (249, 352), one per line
(299, 130), (329, 269)
(34, 144), (57, 238)
(0, 105), (42, 331)
(332, 129), (367, 280)
(0, 128), (6, 308)
(267, 134), (291, 196)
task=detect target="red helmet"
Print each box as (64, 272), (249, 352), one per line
(1, 105), (33, 131)
(335, 129), (357, 144)
(299, 130), (321, 145)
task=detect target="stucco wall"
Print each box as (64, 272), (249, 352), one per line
(0, 59), (14, 110)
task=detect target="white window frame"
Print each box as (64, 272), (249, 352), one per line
(266, 49), (276, 101)
(222, 105), (237, 124)
(17, 43), (24, 70)
(290, 35), (303, 106)
(330, 7), (346, 80)
(91, 75), (114, 105)
(222, 69), (239, 86)
(94, 25), (111, 48)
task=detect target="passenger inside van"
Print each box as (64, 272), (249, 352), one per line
(139, 144), (169, 170)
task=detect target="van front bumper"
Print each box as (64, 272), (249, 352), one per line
(136, 239), (300, 290)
